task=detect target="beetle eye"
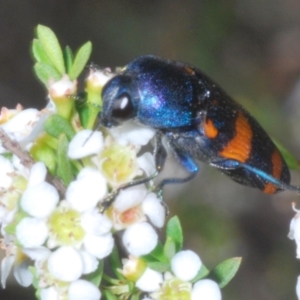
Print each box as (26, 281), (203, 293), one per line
(112, 93), (135, 121)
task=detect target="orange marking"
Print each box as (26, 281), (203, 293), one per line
(263, 150), (283, 194)
(219, 112), (252, 163)
(184, 66), (195, 75)
(204, 118), (218, 139)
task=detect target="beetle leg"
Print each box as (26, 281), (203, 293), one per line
(211, 159), (300, 193)
(155, 140), (199, 196)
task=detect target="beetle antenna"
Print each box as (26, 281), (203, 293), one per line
(83, 118), (103, 146)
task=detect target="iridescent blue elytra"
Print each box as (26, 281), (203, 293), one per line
(101, 55), (300, 195)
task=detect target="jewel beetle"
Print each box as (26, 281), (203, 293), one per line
(100, 55), (300, 195)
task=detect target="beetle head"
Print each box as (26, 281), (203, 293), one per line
(101, 75), (138, 127)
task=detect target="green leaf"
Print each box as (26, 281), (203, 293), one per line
(68, 41), (92, 80)
(44, 114), (75, 140)
(36, 25), (65, 75)
(142, 242), (166, 262)
(130, 293), (141, 300)
(57, 134), (74, 185)
(274, 139), (300, 171)
(32, 39), (53, 65)
(64, 46), (74, 74)
(163, 236), (176, 261)
(109, 246), (124, 280)
(34, 62), (61, 85)
(210, 257), (242, 288)
(147, 261), (170, 273)
(30, 143), (56, 174)
(102, 290), (119, 300)
(190, 264), (210, 283)
(85, 260), (104, 286)
(166, 216), (183, 252)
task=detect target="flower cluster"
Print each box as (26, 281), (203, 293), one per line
(0, 25), (241, 300)
(0, 66), (162, 299)
(122, 250), (221, 300)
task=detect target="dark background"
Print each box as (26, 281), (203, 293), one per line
(1, 1), (300, 299)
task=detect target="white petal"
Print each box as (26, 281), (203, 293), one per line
(136, 267), (163, 292)
(68, 130), (104, 159)
(66, 168), (107, 212)
(84, 233), (114, 259)
(122, 222), (158, 256)
(27, 162), (47, 187)
(80, 250), (99, 274)
(16, 218), (49, 248)
(192, 279), (221, 300)
(0, 155), (14, 189)
(1, 108), (40, 141)
(114, 185), (147, 213)
(40, 286), (59, 300)
(1, 256), (14, 288)
(288, 213), (300, 258)
(142, 193), (165, 228)
(137, 152), (156, 177)
(81, 210), (112, 236)
(23, 246), (51, 261)
(296, 275), (300, 300)
(21, 182), (59, 218)
(68, 280), (101, 300)
(109, 121), (155, 146)
(48, 246), (83, 282)
(171, 250), (202, 281)
(13, 260), (33, 287)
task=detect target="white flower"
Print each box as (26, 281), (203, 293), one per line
(13, 259), (33, 287)
(1, 240), (34, 288)
(136, 268), (163, 292)
(171, 250), (202, 281)
(120, 256), (147, 281)
(296, 275), (300, 300)
(66, 167), (107, 212)
(0, 104), (23, 124)
(137, 152), (156, 177)
(68, 130), (104, 159)
(111, 185), (165, 230)
(47, 246), (83, 282)
(1, 108), (40, 142)
(108, 120), (155, 147)
(108, 185), (164, 256)
(142, 193), (165, 228)
(27, 161), (47, 187)
(86, 68), (113, 88)
(83, 232), (114, 259)
(40, 286), (59, 300)
(80, 250), (99, 274)
(20, 181), (59, 218)
(68, 279), (101, 300)
(191, 279), (222, 300)
(288, 204), (300, 258)
(48, 74), (76, 97)
(11, 162), (58, 221)
(122, 222), (158, 256)
(0, 155), (15, 189)
(113, 185), (148, 214)
(149, 272), (192, 299)
(16, 217), (49, 248)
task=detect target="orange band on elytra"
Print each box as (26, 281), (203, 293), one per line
(219, 111), (253, 163)
(263, 150), (283, 194)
